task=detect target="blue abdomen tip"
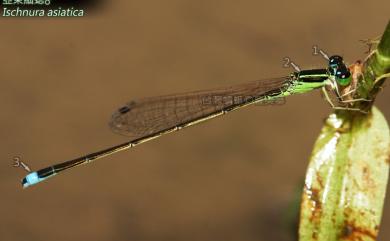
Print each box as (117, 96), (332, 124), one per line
(22, 172), (39, 188)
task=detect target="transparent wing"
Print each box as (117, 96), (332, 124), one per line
(109, 77), (291, 139)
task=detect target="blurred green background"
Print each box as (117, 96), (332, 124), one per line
(1, 1), (390, 241)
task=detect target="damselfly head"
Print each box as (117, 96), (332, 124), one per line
(327, 55), (352, 86)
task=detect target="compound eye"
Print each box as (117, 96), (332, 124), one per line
(329, 55), (344, 68)
(335, 66), (351, 86)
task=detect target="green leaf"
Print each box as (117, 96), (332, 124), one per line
(299, 107), (390, 241)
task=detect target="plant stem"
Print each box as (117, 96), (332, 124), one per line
(357, 20), (390, 111)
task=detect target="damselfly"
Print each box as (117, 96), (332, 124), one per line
(21, 55), (364, 188)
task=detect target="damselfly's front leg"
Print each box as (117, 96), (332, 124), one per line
(321, 87), (368, 114)
(338, 88), (372, 103)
